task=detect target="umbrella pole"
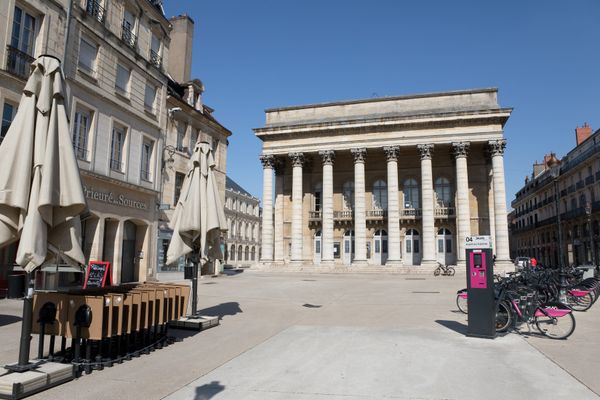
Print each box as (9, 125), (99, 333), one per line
(191, 257), (199, 317)
(6, 273), (35, 372)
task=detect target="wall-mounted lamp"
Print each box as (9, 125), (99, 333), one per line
(162, 144), (176, 170)
(167, 107), (182, 119)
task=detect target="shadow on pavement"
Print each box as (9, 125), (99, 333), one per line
(435, 319), (468, 335)
(195, 380), (225, 400)
(199, 302), (243, 321)
(0, 314), (21, 327)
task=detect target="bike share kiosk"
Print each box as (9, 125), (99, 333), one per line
(465, 235), (495, 339)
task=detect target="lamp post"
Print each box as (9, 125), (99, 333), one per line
(551, 169), (567, 301)
(585, 201), (596, 266)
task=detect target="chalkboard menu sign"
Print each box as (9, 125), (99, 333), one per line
(83, 261), (111, 289)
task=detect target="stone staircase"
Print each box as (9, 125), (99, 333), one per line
(252, 263), (465, 275)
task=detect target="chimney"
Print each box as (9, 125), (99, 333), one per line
(168, 15), (194, 83)
(575, 123), (592, 146)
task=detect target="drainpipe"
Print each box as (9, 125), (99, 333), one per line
(62, 0), (74, 67)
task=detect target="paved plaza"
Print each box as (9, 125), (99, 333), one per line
(0, 271), (599, 399)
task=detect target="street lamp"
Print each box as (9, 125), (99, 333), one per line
(585, 201), (597, 266)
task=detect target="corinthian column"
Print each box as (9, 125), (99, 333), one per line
(488, 139), (510, 262)
(417, 144), (435, 265)
(453, 142), (471, 266)
(289, 152), (305, 263)
(319, 150), (335, 264)
(384, 146), (401, 265)
(260, 154), (275, 262)
(351, 148), (368, 264)
(273, 160), (285, 262)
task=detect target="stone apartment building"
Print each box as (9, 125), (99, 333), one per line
(510, 124), (600, 267)
(223, 177), (261, 268)
(255, 88), (513, 270)
(156, 15), (231, 279)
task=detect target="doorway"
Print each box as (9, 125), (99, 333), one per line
(313, 230), (322, 264)
(436, 228), (454, 265)
(373, 229), (388, 265)
(121, 221), (137, 283)
(405, 228), (421, 266)
(343, 230), (355, 265)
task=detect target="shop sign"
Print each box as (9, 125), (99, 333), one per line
(83, 186), (147, 210)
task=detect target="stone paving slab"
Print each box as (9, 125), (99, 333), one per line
(164, 325), (599, 400)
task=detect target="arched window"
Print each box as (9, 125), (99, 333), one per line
(435, 177), (452, 207)
(372, 179), (387, 210)
(343, 181), (354, 210)
(237, 245), (243, 261)
(403, 179), (419, 209)
(230, 244), (236, 261)
(244, 246), (250, 261)
(314, 182), (322, 211)
(251, 247), (256, 261)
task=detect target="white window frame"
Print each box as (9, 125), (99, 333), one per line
(78, 36), (98, 75)
(144, 83), (157, 113)
(115, 62), (131, 94)
(110, 123), (127, 172)
(140, 137), (154, 182)
(72, 106), (93, 161)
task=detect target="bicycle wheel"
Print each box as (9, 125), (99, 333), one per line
(495, 301), (512, 332)
(434, 267), (441, 276)
(456, 292), (468, 314)
(535, 306), (576, 340)
(565, 292), (593, 312)
(448, 267), (455, 276)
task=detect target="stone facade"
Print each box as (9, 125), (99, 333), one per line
(223, 177), (261, 268)
(510, 125), (600, 267)
(255, 88), (513, 270)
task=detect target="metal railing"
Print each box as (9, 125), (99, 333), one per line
(150, 50), (162, 69)
(110, 158), (123, 171)
(73, 146), (89, 161)
(121, 23), (137, 48)
(86, 0), (106, 23)
(585, 175), (594, 186)
(576, 180), (584, 190)
(4, 46), (34, 79)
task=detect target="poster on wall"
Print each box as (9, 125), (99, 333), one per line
(83, 261), (112, 289)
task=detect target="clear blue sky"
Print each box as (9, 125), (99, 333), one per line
(164, 0), (600, 208)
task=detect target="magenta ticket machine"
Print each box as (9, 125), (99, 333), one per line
(465, 236), (495, 339)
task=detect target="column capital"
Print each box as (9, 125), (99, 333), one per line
(417, 144), (434, 160)
(288, 152), (305, 167)
(259, 154), (275, 169)
(351, 148), (367, 163)
(452, 142), (470, 159)
(318, 150), (335, 165)
(488, 139), (507, 157)
(383, 145), (400, 162)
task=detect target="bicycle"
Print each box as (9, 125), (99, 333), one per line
(434, 262), (455, 277)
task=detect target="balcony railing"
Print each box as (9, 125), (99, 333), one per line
(86, 0), (106, 24)
(150, 50), (162, 69)
(121, 23), (137, 49)
(576, 180), (584, 190)
(366, 209), (387, 219)
(435, 207), (455, 217)
(401, 208), (422, 217)
(333, 210), (353, 220)
(73, 146), (89, 161)
(585, 175), (594, 186)
(308, 211), (322, 221)
(567, 184), (575, 194)
(4, 46), (34, 79)
(110, 158), (123, 172)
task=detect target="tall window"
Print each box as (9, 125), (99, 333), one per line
(373, 179), (387, 210)
(122, 9), (136, 48)
(403, 178), (420, 208)
(435, 177), (452, 207)
(176, 124), (186, 152)
(314, 183), (322, 211)
(150, 33), (161, 67)
(343, 181), (354, 210)
(189, 129), (199, 154)
(144, 84), (157, 113)
(9, 6), (36, 77)
(72, 108), (92, 160)
(110, 125), (126, 171)
(1, 103), (16, 143)
(115, 63), (130, 94)
(174, 172), (185, 205)
(78, 37), (97, 73)
(141, 139), (153, 181)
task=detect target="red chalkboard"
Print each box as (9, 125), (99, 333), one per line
(83, 261), (111, 289)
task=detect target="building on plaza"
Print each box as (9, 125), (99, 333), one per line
(510, 124), (600, 267)
(223, 177), (261, 268)
(255, 88), (513, 270)
(156, 15), (231, 279)
(0, 0), (70, 289)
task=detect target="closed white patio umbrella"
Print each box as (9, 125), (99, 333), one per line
(0, 55), (87, 370)
(167, 141), (226, 315)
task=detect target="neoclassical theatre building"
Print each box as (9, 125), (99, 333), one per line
(254, 88), (512, 270)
